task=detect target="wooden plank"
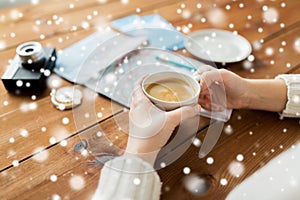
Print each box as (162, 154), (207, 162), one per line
(228, 25), (300, 79)
(159, 109), (300, 199)
(159, 67), (300, 199)
(0, 112), (130, 199)
(0, 81), (124, 170)
(0, 0), (168, 24)
(4, 103), (294, 199)
(4, 0), (298, 51)
(139, 0), (300, 79)
(0, 107), (211, 199)
(0, 108), (209, 199)
(0, 121), (123, 199)
(0, 0), (182, 50)
(1, 0), (300, 199)
(173, 20), (300, 78)
(0, 27), (124, 171)
(1, 0), (299, 52)
(144, 0), (300, 41)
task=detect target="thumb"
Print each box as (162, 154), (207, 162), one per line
(167, 104), (201, 125)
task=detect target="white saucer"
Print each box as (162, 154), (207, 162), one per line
(184, 29), (252, 63)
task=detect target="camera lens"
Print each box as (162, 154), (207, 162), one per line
(25, 48), (34, 53)
(16, 41), (46, 69)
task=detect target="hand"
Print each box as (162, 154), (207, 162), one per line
(126, 77), (201, 165)
(196, 67), (287, 112)
(196, 68), (249, 111)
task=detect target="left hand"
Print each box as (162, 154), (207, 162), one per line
(126, 77), (201, 165)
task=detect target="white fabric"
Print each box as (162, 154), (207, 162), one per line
(92, 155), (161, 200)
(275, 74), (300, 117)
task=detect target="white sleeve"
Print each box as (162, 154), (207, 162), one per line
(275, 74), (300, 118)
(92, 155), (161, 200)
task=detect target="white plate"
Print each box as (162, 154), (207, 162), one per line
(184, 29), (252, 63)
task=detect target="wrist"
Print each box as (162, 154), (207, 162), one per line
(242, 78), (287, 111)
(125, 141), (159, 166)
(235, 78), (253, 109)
(243, 79), (258, 109)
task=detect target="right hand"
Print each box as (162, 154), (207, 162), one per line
(195, 68), (249, 111)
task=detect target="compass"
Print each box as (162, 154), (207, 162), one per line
(51, 86), (83, 110)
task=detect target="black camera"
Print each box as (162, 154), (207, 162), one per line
(1, 41), (56, 92)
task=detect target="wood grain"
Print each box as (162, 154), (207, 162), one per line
(1, 0), (300, 199)
(0, 83), (123, 170)
(159, 110), (300, 200)
(0, 0), (183, 50)
(159, 67), (300, 199)
(0, 108), (208, 199)
(228, 25), (300, 79)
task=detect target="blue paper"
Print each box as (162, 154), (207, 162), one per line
(111, 14), (185, 50)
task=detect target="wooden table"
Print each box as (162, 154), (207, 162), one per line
(1, 0), (300, 199)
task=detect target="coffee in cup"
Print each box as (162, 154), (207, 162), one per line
(142, 71), (200, 110)
(145, 78), (195, 102)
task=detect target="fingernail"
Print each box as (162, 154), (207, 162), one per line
(193, 74), (202, 82)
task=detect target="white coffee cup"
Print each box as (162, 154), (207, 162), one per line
(142, 71), (200, 110)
